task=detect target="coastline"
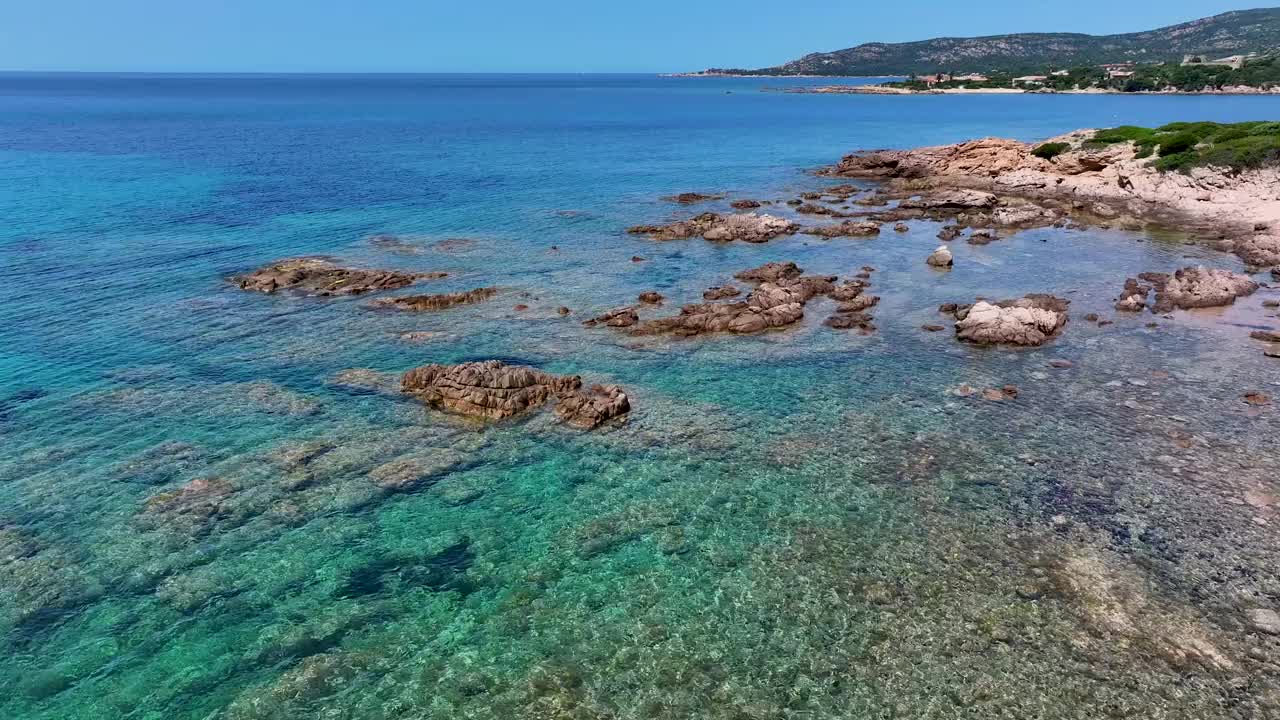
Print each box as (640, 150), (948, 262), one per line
(822, 129), (1280, 268)
(776, 84), (1280, 96)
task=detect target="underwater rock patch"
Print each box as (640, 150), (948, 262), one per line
(369, 287), (497, 312)
(231, 257), (442, 296)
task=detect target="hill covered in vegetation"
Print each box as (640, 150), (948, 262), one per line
(704, 8), (1280, 76)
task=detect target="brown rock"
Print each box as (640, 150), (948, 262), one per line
(663, 192), (723, 204)
(825, 312), (876, 332)
(1250, 330), (1280, 343)
(702, 285), (741, 300)
(628, 213), (798, 243)
(638, 291), (664, 304)
(1244, 392), (1272, 406)
(803, 220), (881, 238)
(554, 384), (631, 429)
(401, 360), (579, 421)
(583, 307), (639, 328)
(370, 287), (497, 312)
(734, 261), (803, 283)
(232, 257), (441, 296)
(922, 324), (945, 332)
(731, 199), (762, 209)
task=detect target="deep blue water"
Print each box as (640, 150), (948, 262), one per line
(3, 73), (1280, 719)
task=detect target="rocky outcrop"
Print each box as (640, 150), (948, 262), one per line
(926, 246), (954, 268)
(1115, 278), (1150, 312)
(628, 213), (798, 243)
(1113, 267), (1257, 313)
(638, 291), (664, 304)
(734, 261), (802, 283)
(1142, 267), (1259, 313)
(803, 220), (881, 238)
(582, 307), (640, 328)
(731, 199), (762, 209)
(826, 134), (1280, 267)
(400, 360), (630, 428)
(947, 294), (1070, 347)
(232, 257), (442, 296)
(662, 192), (724, 204)
(369, 287), (497, 312)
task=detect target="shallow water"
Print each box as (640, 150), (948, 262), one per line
(3, 73), (1280, 719)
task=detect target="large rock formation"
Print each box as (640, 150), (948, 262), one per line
(232, 258), (443, 296)
(825, 133), (1280, 268)
(948, 294), (1070, 347)
(400, 360), (630, 429)
(369, 287), (497, 311)
(628, 213), (798, 243)
(1140, 267), (1259, 313)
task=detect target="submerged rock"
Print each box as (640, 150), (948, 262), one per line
(638, 291), (664, 304)
(582, 306), (639, 328)
(369, 287), (497, 312)
(702, 285), (741, 301)
(662, 192), (723, 204)
(730, 199), (762, 209)
(951, 294), (1070, 347)
(1114, 278), (1150, 312)
(555, 385), (631, 429)
(231, 257), (441, 296)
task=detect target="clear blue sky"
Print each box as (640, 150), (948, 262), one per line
(0, 1), (1265, 73)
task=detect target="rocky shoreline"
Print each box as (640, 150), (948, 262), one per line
(824, 131), (1280, 268)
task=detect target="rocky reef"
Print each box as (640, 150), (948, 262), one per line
(627, 212), (799, 243)
(400, 360), (629, 429)
(232, 257), (443, 296)
(369, 287), (498, 312)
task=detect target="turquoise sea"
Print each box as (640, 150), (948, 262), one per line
(4, 73), (1280, 718)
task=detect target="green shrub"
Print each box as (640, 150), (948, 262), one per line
(1093, 121), (1280, 173)
(1091, 126), (1156, 144)
(1158, 132), (1200, 156)
(1031, 142), (1070, 160)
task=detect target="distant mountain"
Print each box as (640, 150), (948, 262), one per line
(704, 8), (1280, 76)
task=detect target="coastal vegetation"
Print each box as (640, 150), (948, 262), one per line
(1090, 121), (1280, 172)
(884, 55), (1280, 94)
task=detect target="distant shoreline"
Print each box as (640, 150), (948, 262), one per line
(771, 84), (1280, 96)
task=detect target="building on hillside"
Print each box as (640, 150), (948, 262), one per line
(952, 73), (988, 82)
(1181, 54), (1247, 70)
(1108, 69), (1135, 79)
(1050, 70), (1070, 77)
(1012, 75), (1047, 85)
